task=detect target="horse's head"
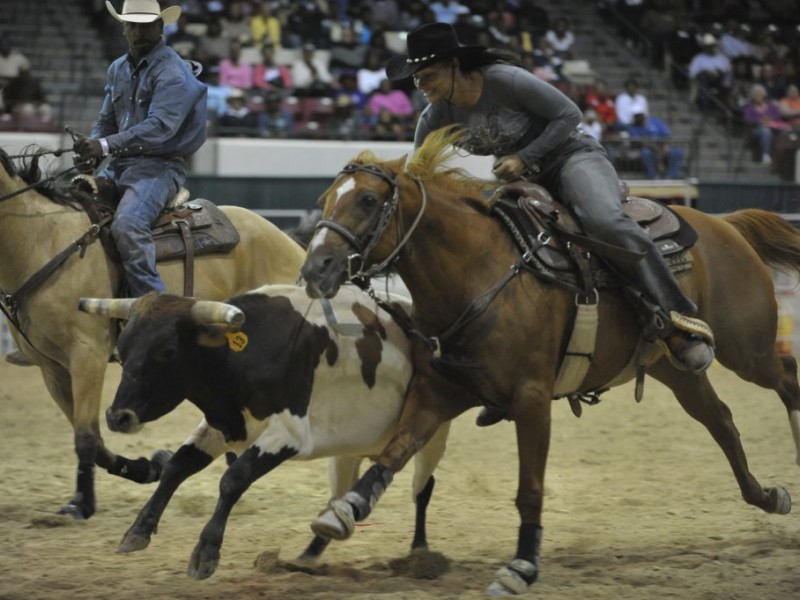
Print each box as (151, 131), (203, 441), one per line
(301, 155), (409, 299)
(302, 126), (478, 299)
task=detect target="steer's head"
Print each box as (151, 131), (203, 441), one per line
(78, 293), (245, 433)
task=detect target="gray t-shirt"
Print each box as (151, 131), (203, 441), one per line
(414, 63), (587, 171)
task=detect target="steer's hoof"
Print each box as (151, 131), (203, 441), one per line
(310, 499), (355, 541)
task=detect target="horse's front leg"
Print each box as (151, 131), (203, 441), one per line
(39, 358), (106, 520)
(311, 373), (468, 541)
(487, 380), (551, 596)
(188, 443), (299, 580)
(118, 423), (226, 553)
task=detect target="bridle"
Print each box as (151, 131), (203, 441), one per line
(314, 163), (427, 281)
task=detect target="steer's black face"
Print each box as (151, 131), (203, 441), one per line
(106, 310), (199, 433)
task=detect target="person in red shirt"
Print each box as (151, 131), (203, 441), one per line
(583, 79), (618, 131)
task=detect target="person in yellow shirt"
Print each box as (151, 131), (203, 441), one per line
(250, 1), (282, 48)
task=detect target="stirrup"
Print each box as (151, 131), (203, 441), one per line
(668, 311), (714, 345)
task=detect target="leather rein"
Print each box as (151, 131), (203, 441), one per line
(313, 163), (539, 356)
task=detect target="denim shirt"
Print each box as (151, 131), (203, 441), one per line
(92, 39), (207, 158)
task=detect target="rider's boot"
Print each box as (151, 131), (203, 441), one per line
(656, 311), (715, 374)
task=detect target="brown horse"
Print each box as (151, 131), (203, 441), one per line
(0, 147), (305, 520)
(300, 128), (800, 595)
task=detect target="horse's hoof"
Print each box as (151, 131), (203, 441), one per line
(773, 486), (792, 515)
(310, 499), (355, 541)
(486, 559), (537, 596)
(57, 502), (91, 521)
(117, 530), (151, 553)
(187, 542), (219, 580)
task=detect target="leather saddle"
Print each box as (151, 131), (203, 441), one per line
(69, 175), (240, 296)
(489, 181), (697, 294)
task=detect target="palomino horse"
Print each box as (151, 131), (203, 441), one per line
(300, 128), (800, 595)
(0, 147), (305, 519)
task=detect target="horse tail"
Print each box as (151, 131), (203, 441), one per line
(723, 209), (800, 277)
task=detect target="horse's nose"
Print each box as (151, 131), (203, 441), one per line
(106, 408), (138, 433)
(301, 254), (333, 298)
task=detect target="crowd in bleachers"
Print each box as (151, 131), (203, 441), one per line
(3, 1), (800, 178)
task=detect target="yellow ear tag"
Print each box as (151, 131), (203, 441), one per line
(224, 331), (248, 352)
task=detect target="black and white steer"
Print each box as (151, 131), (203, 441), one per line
(79, 284), (450, 580)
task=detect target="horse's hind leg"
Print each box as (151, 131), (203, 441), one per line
(774, 355), (800, 467)
(649, 362), (791, 515)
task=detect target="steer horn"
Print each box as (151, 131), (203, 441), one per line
(190, 300), (245, 327)
(78, 297), (137, 320)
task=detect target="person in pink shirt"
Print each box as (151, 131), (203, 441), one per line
(253, 42), (292, 93)
(367, 78), (413, 122)
(219, 40), (253, 90)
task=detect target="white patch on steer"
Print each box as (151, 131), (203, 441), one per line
(307, 177), (355, 253)
(250, 409), (310, 456)
(184, 419), (229, 457)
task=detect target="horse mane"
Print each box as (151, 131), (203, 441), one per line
(0, 146), (80, 209)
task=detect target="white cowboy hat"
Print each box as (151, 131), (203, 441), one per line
(105, 0), (181, 25)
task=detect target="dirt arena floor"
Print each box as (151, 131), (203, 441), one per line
(1, 359), (800, 600)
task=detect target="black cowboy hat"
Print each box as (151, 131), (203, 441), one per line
(385, 22), (486, 81)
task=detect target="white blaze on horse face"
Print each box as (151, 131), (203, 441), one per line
(308, 176), (357, 253)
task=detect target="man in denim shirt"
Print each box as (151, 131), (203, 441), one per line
(73, 0), (207, 296)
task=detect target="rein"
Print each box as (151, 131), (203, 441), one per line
(319, 163), (540, 356)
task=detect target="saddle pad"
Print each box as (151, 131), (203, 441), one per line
(153, 198), (240, 261)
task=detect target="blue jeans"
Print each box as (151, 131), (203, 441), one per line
(641, 145), (684, 179)
(102, 157), (185, 297)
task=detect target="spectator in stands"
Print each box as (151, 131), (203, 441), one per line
(364, 26), (399, 63)
(616, 0), (647, 52)
(357, 49), (387, 96)
(544, 17), (575, 61)
(258, 89), (295, 138)
(639, 0), (679, 69)
(291, 43), (334, 96)
(370, 107), (408, 140)
(664, 15), (699, 90)
(336, 71), (367, 110)
(2, 67), (53, 122)
(778, 83), (800, 131)
(0, 34), (31, 87)
(367, 78), (413, 124)
(327, 93), (364, 140)
(198, 18), (231, 68)
(220, 0), (253, 46)
(250, 1), (282, 49)
(583, 79), (618, 131)
(580, 108), (603, 142)
(752, 61), (788, 102)
(218, 87), (259, 136)
(329, 26), (368, 77)
(166, 14), (202, 60)
(743, 83), (786, 165)
(428, 1), (470, 26)
(203, 65), (234, 122)
(615, 78), (649, 127)
(364, 0), (401, 32)
(284, 1), (331, 49)
(484, 1), (515, 48)
(252, 41), (292, 94)
(688, 33), (732, 112)
(72, 0), (207, 297)
(719, 19), (753, 63)
(624, 111), (684, 179)
(219, 40), (254, 90)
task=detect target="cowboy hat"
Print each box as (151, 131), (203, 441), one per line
(385, 22), (485, 81)
(701, 33), (718, 46)
(105, 0), (181, 25)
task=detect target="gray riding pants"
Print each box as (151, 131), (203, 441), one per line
(537, 146), (696, 316)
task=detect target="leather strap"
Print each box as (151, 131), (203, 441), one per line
(174, 219), (194, 297)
